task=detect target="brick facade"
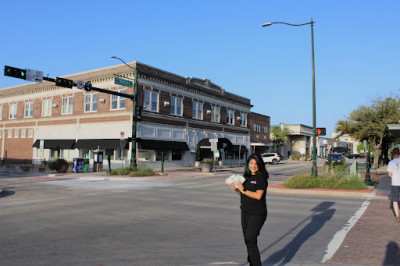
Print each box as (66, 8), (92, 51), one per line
(0, 61), (254, 165)
(249, 112), (271, 154)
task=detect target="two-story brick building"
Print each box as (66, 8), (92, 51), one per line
(0, 61), (253, 170)
(249, 112), (270, 154)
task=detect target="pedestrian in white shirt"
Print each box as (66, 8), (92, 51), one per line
(387, 147), (400, 222)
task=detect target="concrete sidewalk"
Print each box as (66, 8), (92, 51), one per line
(324, 170), (400, 265)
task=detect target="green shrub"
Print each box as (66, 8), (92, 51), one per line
(283, 173), (367, 190)
(110, 166), (155, 177)
(110, 166), (136, 175)
(201, 158), (213, 164)
(48, 158), (69, 172)
(290, 155), (302, 161)
(129, 167), (155, 177)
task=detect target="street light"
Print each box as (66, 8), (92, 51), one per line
(262, 19), (318, 177)
(110, 56), (138, 168)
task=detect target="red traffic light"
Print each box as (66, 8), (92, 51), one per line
(317, 128), (326, 136)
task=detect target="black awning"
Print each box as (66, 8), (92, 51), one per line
(74, 139), (130, 149)
(32, 139), (76, 149)
(138, 139), (189, 151)
(230, 145), (248, 153)
(197, 138), (233, 150)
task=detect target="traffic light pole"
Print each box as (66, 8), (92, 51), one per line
(5, 66), (139, 167)
(42, 77), (135, 99)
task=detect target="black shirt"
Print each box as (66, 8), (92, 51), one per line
(240, 172), (268, 213)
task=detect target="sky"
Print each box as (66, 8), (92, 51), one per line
(1, 0), (399, 137)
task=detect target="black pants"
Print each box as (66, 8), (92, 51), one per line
(241, 209), (267, 266)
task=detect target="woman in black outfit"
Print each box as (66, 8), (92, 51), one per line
(230, 154), (269, 266)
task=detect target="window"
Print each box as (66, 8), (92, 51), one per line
(85, 93), (98, 112)
(192, 101), (203, 120)
(42, 99), (52, 117)
(28, 128), (33, 138)
(227, 109), (234, 125)
(143, 89), (158, 112)
(170, 96), (182, 116)
(240, 112), (247, 127)
(211, 106), (220, 122)
(9, 104), (17, 119)
(24, 102), (34, 118)
(253, 123), (260, 132)
(261, 125), (267, 133)
(14, 129), (19, 138)
(172, 150), (182, 160)
(7, 129), (12, 138)
(111, 89), (126, 110)
(0, 130), (2, 138)
(21, 129), (26, 138)
(0, 106), (3, 120)
(62, 96), (73, 115)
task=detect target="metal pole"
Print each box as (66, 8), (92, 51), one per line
(131, 68), (138, 167)
(262, 20), (318, 177)
(364, 142), (373, 186)
(311, 19), (318, 177)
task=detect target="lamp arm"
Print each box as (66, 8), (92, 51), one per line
(262, 21), (314, 27)
(110, 56), (135, 70)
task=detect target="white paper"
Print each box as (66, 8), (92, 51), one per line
(225, 174), (245, 185)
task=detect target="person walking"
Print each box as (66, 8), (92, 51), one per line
(387, 147), (400, 222)
(230, 154), (269, 266)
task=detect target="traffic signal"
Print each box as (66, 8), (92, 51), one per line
(4, 66), (26, 80)
(317, 127), (326, 136)
(84, 81), (92, 91)
(135, 105), (143, 121)
(55, 77), (74, 88)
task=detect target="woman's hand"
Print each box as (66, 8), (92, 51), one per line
(235, 182), (244, 191)
(229, 183), (237, 191)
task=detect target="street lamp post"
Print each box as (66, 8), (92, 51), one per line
(262, 19), (318, 177)
(110, 56), (138, 168)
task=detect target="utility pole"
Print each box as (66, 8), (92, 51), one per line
(131, 68), (138, 167)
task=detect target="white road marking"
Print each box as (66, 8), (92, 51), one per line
(321, 198), (372, 263)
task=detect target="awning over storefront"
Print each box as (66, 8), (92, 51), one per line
(197, 138), (233, 150)
(138, 139), (189, 151)
(32, 139), (76, 149)
(74, 139), (130, 149)
(230, 145), (248, 153)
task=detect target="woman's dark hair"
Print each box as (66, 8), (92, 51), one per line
(243, 154), (269, 178)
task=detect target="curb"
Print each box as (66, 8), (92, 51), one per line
(268, 183), (375, 198)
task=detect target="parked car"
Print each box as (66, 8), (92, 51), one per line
(261, 153), (281, 165)
(326, 153), (345, 163)
(344, 153), (361, 159)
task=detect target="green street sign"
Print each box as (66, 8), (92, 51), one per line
(115, 77), (133, 87)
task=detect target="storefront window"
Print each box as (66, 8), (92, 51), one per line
(171, 150), (182, 160)
(155, 151), (169, 161)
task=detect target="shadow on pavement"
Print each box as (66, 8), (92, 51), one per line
(262, 201), (336, 265)
(384, 241), (400, 266)
(0, 189), (15, 198)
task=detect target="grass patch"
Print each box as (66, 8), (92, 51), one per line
(283, 173), (368, 190)
(110, 166), (155, 177)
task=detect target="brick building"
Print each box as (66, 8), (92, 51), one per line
(249, 112), (270, 154)
(0, 62), (253, 170)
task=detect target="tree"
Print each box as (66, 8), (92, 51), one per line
(271, 126), (292, 152)
(335, 96), (400, 166)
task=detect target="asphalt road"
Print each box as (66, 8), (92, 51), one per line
(0, 162), (366, 266)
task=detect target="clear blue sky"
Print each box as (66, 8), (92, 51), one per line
(1, 0), (399, 137)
